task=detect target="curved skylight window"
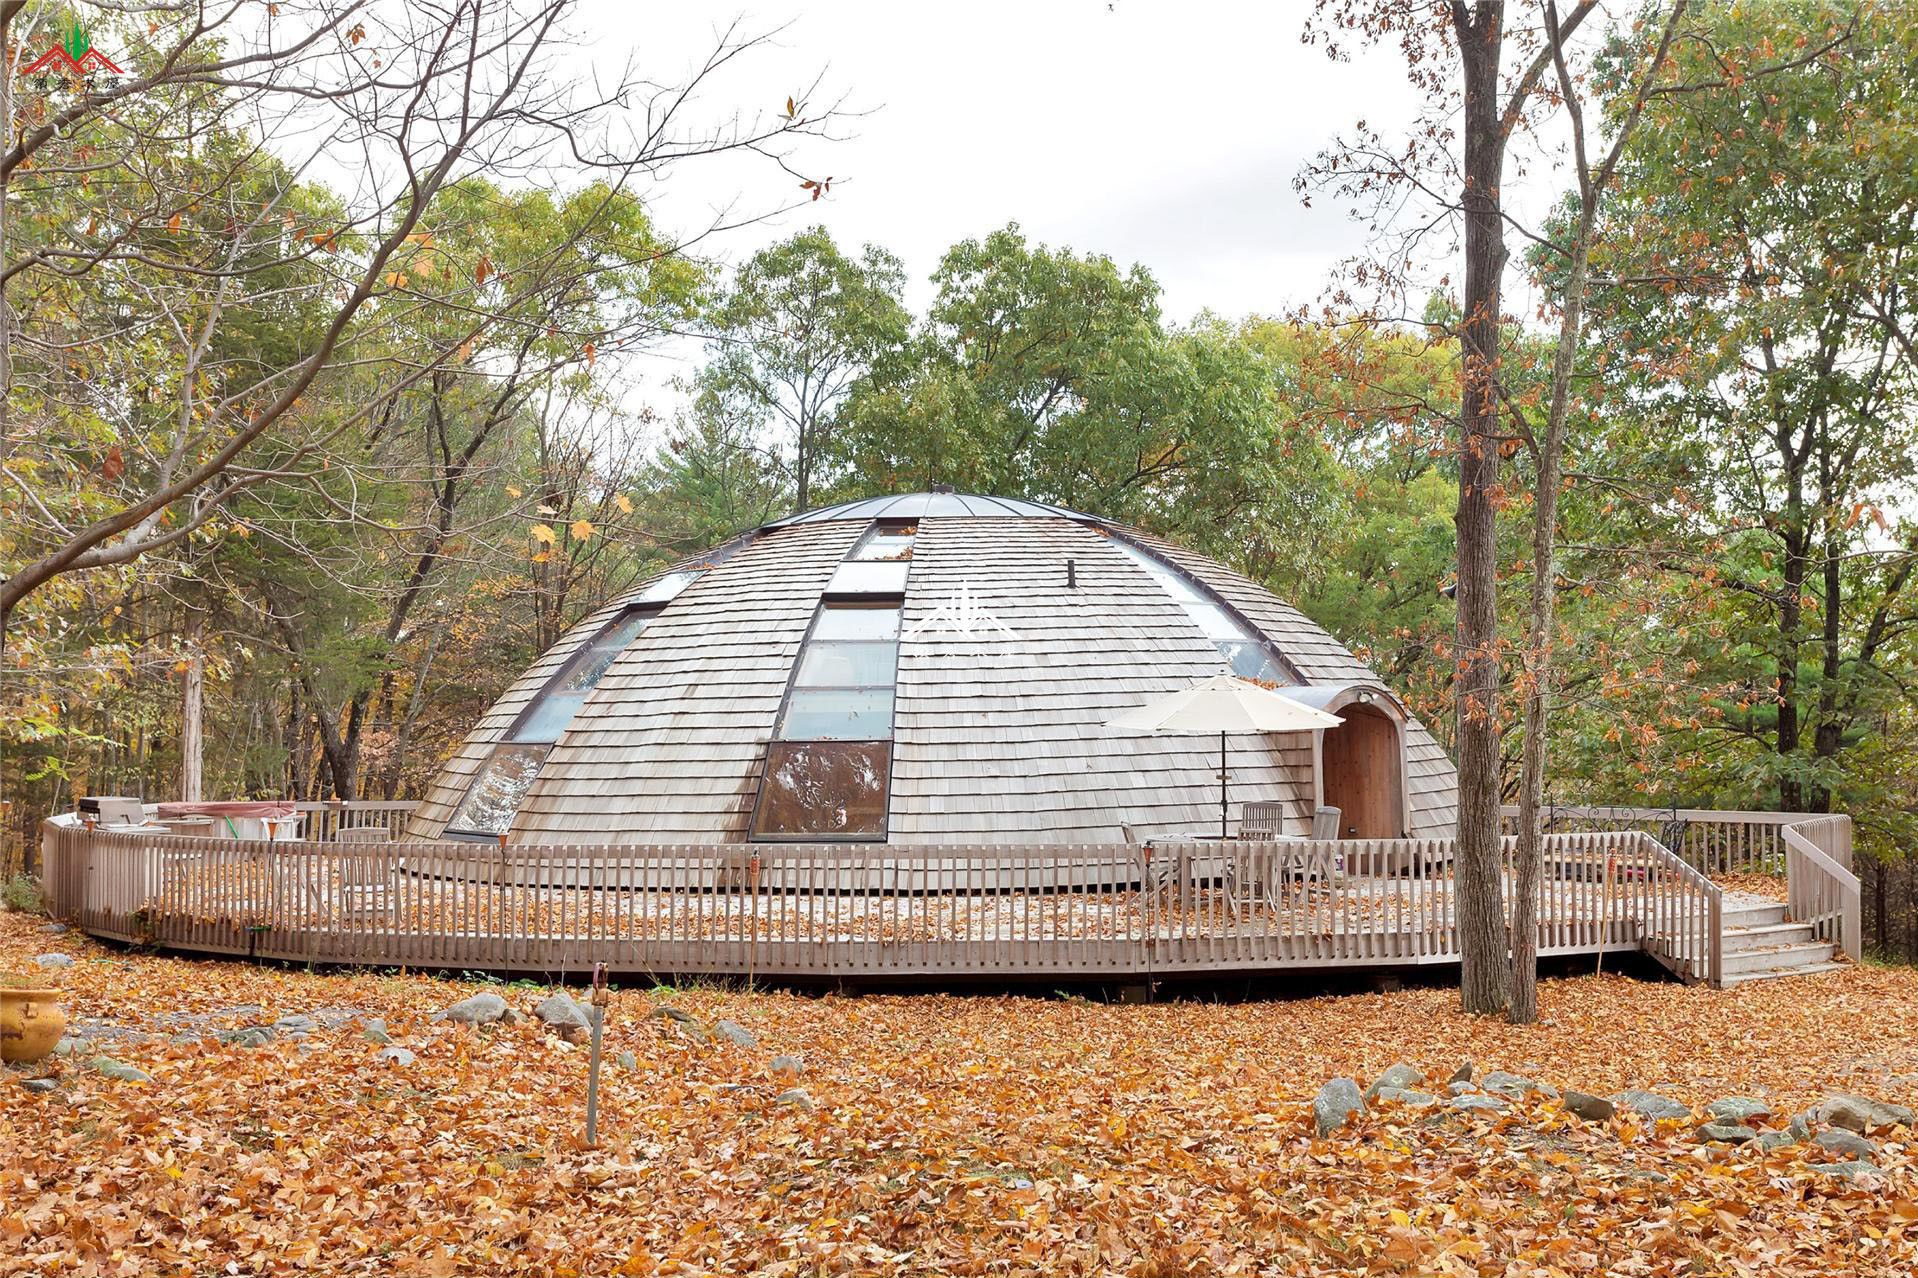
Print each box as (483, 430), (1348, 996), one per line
(445, 603), (664, 838)
(1107, 535), (1297, 684)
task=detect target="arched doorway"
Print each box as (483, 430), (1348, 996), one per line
(1320, 702), (1404, 839)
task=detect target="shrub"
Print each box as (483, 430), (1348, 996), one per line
(2, 873), (45, 915)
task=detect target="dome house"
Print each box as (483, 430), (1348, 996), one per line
(407, 492), (1458, 847)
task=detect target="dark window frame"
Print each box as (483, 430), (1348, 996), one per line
(751, 595), (904, 842)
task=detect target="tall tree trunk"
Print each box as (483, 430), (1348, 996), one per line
(181, 613), (205, 802)
(1451, 1), (1511, 1015)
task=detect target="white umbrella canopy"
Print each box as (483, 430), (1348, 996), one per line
(1106, 673), (1345, 734)
(1106, 674), (1344, 837)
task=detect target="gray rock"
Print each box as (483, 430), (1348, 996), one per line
(1813, 1160), (1882, 1181)
(52, 1036), (79, 1058)
(39, 922), (68, 934)
(648, 1005), (699, 1024)
(216, 1027), (276, 1048)
(1811, 1094), (1913, 1133)
(376, 1046), (416, 1067)
(499, 1008), (526, 1026)
(1482, 1071), (1556, 1100)
(272, 1014), (319, 1037)
(1447, 1061), (1472, 1085)
(32, 953), (74, 969)
(1563, 1091), (1616, 1122)
(714, 1019), (757, 1049)
(1365, 1062), (1425, 1103)
(1812, 1129), (1877, 1160)
(362, 1019), (392, 1045)
(1610, 1090), (1691, 1121)
(19, 1077), (58, 1094)
(1789, 1112), (1814, 1141)
(437, 992), (508, 1025)
(1707, 1097), (1772, 1124)
(1758, 1131), (1799, 1152)
(616, 1051), (638, 1071)
(1696, 1122), (1759, 1144)
(91, 1056), (151, 1082)
(770, 1054), (804, 1078)
(1374, 1086), (1438, 1108)
(1448, 1094), (1509, 1113)
(774, 1087), (813, 1110)
(1447, 1081), (1479, 1097)
(1312, 1078), (1366, 1136)
(534, 991), (592, 1032)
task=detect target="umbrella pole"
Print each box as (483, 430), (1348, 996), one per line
(1220, 729), (1228, 839)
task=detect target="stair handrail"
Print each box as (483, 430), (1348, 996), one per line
(1624, 829), (1723, 986)
(1779, 815), (1860, 961)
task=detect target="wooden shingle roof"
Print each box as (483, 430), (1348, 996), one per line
(407, 494), (1458, 844)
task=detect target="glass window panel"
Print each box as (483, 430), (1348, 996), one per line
(753, 741), (891, 837)
(446, 743), (552, 836)
(793, 640), (897, 688)
(827, 561), (910, 596)
(511, 690), (585, 743)
(812, 604), (900, 641)
(1221, 640), (1286, 683)
(555, 610), (653, 694)
(1187, 601), (1251, 642)
(631, 569), (703, 605)
(851, 524), (917, 560)
(780, 688), (894, 740)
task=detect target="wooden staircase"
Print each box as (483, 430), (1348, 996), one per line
(1715, 898), (1847, 987)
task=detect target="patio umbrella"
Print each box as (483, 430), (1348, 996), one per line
(1106, 674), (1344, 837)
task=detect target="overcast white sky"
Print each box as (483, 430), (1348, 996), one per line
(574, 0), (1430, 405)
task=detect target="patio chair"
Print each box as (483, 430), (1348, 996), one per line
(334, 825), (393, 844)
(1240, 801), (1286, 841)
(1311, 806), (1343, 840)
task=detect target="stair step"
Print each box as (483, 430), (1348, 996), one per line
(1721, 942), (1836, 975)
(1723, 902), (1789, 929)
(1722, 921), (1817, 952)
(1719, 960), (1850, 988)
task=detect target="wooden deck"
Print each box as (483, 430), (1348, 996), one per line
(39, 805), (1862, 987)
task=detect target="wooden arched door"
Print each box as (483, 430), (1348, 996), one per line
(1320, 703), (1404, 839)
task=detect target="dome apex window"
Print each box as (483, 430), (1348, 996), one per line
(828, 522), (917, 596)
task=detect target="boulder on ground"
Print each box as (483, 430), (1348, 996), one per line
(376, 1046), (416, 1067)
(19, 1077), (58, 1094)
(714, 1019), (758, 1049)
(273, 1014), (318, 1037)
(1313, 1078), (1366, 1136)
(535, 992), (593, 1042)
(1563, 1091), (1616, 1122)
(770, 1054), (804, 1078)
(649, 1005), (699, 1024)
(1446, 1081), (1479, 1097)
(91, 1056), (151, 1082)
(1812, 1129), (1877, 1160)
(1814, 1160), (1882, 1182)
(1447, 1061), (1473, 1084)
(1448, 1094), (1509, 1113)
(1482, 1071), (1556, 1100)
(362, 1018), (393, 1045)
(774, 1087), (813, 1110)
(436, 992), (508, 1025)
(1364, 1062), (1424, 1102)
(1757, 1130), (1799, 1152)
(1811, 1094), (1913, 1134)
(39, 922), (68, 935)
(1610, 1090), (1690, 1121)
(616, 1050), (638, 1071)
(216, 1027), (276, 1048)
(1707, 1097), (1772, 1124)
(1696, 1122), (1759, 1144)
(1374, 1086), (1437, 1108)
(32, 953), (74, 970)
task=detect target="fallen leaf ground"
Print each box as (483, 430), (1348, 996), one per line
(3, 909), (1914, 1277)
